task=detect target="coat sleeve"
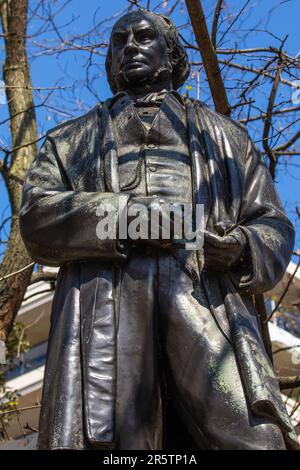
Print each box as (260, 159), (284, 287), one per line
(229, 133), (295, 295)
(19, 136), (131, 267)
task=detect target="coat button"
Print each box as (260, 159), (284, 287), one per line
(148, 165), (157, 172)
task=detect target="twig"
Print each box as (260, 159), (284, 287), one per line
(239, 105), (300, 123)
(262, 57), (283, 178)
(0, 262), (35, 282)
(0, 405), (41, 418)
(17, 309), (46, 358)
(279, 376), (300, 391)
(16, 411), (26, 438)
(289, 401), (300, 418)
(181, 35), (298, 62)
(268, 259), (300, 322)
(211, 0), (224, 50)
(216, 47), (298, 60)
(24, 423), (38, 433)
(273, 345), (300, 355)
(192, 59), (297, 88)
(273, 129), (300, 153)
(0, 416), (10, 441)
(217, 0), (251, 47)
(273, 152), (300, 156)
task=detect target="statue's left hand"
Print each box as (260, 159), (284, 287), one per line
(203, 226), (247, 271)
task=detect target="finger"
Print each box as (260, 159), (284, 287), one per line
(204, 255), (235, 268)
(213, 220), (234, 233)
(204, 245), (238, 261)
(204, 231), (240, 248)
(203, 230), (223, 247)
(204, 244), (238, 258)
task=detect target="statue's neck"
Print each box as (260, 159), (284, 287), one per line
(124, 82), (172, 100)
(119, 68), (173, 100)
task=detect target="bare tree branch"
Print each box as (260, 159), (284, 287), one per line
(279, 376), (300, 391)
(239, 106), (300, 124)
(185, 0), (231, 115)
(211, 0), (224, 50)
(262, 57), (283, 177)
(0, 262), (34, 282)
(273, 345), (300, 355)
(192, 59), (297, 88)
(274, 129), (300, 153)
(268, 259), (300, 322)
(217, 0), (250, 47)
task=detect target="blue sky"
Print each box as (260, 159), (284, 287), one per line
(0, 0), (299, 256)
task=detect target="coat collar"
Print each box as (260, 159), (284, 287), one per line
(107, 90), (186, 147)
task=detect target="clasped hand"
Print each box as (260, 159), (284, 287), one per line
(203, 221), (247, 271)
(126, 197), (247, 269)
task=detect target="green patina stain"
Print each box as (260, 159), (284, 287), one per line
(209, 347), (244, 413)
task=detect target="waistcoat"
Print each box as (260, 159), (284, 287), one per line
(109, 91), (193, 205)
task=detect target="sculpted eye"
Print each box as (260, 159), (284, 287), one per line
(135, 30), (155, 44)
(113, 34), (126, 47)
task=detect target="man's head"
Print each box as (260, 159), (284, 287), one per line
(106, 10), (190, 95)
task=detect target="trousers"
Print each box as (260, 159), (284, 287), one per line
(112, 245), (286, 450)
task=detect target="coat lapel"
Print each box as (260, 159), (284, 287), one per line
(185, 98), (211, 231)
(101, 101), (120, 193)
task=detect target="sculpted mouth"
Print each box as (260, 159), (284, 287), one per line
(123, 60), (145, 67)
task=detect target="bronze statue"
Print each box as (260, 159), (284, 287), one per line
(19, 10), (299, 450)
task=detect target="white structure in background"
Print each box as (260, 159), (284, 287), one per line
(1, 262), (300, 448)
(0, 270), (55, 444)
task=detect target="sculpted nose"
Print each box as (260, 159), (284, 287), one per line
(124, 33), (139, 56)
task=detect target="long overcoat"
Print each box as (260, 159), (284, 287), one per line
(19, 96), (298, 449)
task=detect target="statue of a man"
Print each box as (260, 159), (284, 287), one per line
(19, 10), (299, 450)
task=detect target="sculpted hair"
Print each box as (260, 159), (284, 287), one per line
(105, 10), (190, 93)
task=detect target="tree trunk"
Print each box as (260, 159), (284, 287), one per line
(185, 0), (231, 116)
(0, 0), (38, 354)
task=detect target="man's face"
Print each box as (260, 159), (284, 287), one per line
(110, 15), (171, 91)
